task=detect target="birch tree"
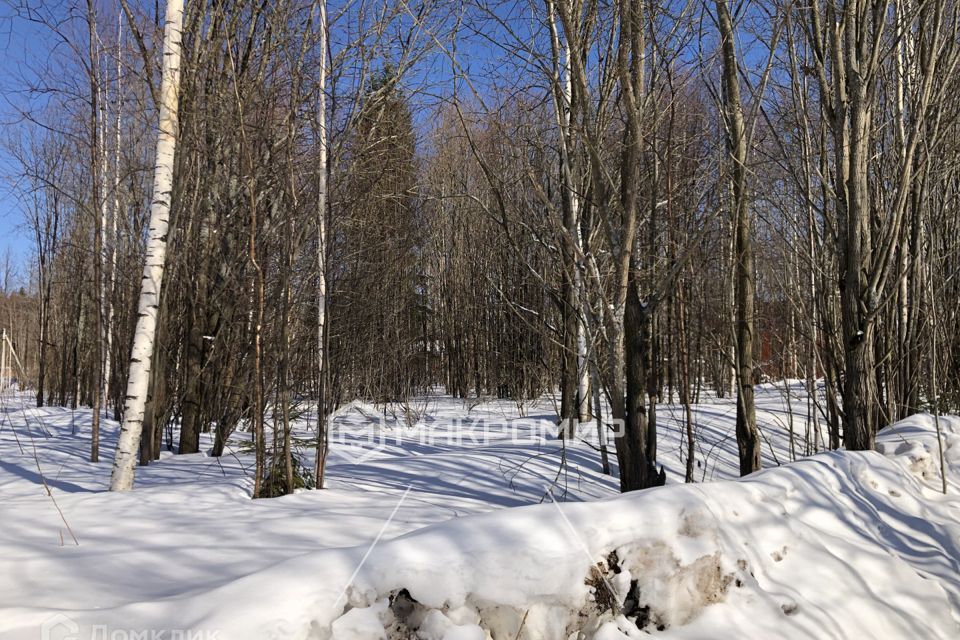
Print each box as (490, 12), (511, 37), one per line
(314, 0), (330, 490)
(546, 0), (590, 434)
(110, 0), (185, 491)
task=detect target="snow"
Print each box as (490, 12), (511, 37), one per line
(0, 386), (958, 639)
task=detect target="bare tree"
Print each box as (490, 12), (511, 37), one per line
(715, 0), (759, 474)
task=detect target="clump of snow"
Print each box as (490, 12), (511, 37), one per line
(224, 416), (960, 640)
(331, 600), (390, 640)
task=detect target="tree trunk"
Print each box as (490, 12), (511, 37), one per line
(314, 0), (330, 490)
(110, 0), (185, 491)
(716, 0), (760, 475)
(622, 267), (658, 491)
(87, 0), (102, 464)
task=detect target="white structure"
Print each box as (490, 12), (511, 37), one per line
(0, 329), (24, 393)
(0, 328), (6, 391)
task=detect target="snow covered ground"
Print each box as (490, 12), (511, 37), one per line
(0, 385), (958, 639)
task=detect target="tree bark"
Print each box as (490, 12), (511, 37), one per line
(716, 0), (760, 475)
(314, 0), (330, 489)
(87, 0), (103, 464)
(110, 0), (185, 491)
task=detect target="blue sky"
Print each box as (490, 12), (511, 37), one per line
(0, 2), (51, 272)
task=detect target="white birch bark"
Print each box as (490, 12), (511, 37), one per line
(314, 0), (330, 488)
(565, 41), (590, 422)
(547, 0), (590, 421)
(96, 35), (112, 421)
(110, 0), (185, 491)
(103, 9), (124, 419)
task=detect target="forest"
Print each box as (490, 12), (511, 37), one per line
(1, 0), (959, 638)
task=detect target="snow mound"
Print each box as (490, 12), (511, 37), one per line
(8, 415), (955, 640)
(2, 400), (959, 640)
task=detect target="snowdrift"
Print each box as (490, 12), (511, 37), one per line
(7, 413), (958, 640)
